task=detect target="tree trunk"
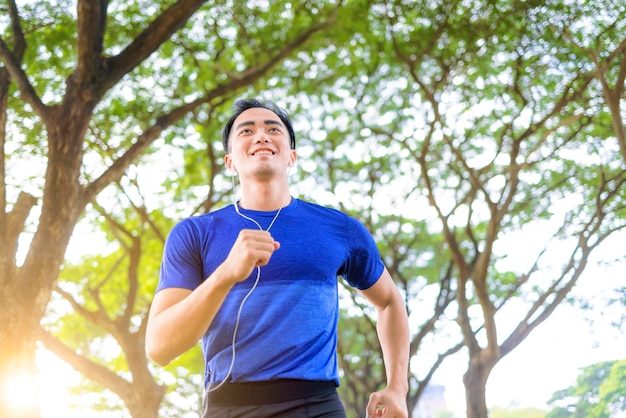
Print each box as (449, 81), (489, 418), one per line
(117, 326), (167, 418)
(0, 102), (90, 416)
(124, 384), (166, 418)
(463, 351), (497, 418)
(0, 228), (82, 418)
(0, 281), (46, 418)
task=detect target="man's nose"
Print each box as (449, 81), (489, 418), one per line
(254, 131), (271, 143)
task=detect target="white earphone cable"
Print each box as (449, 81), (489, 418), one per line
(208, 169), (289, 392)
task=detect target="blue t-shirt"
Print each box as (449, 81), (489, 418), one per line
(157, 198), (384, 387)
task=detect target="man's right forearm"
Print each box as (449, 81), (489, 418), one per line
(145, 268), (235, 366)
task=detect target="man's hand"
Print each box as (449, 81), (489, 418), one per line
(221, 229), (280, 283)
(366, 388), (408, 418)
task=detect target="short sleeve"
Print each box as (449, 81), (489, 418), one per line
(340, 218), (384, 290)
(157, 218), (205, 292)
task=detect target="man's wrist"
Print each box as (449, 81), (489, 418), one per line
(207, 265), (238, 292)
(386, 379), (409, 396)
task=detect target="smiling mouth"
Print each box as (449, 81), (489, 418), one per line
(252, 150), (275, 156)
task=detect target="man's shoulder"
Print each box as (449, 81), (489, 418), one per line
(171, 205), (234, 233)
(294, 199), (360, 226)
(296, 199), (347, 217)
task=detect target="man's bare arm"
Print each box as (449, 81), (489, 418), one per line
(359, 268), (410, 418)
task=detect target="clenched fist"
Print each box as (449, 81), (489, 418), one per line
(220, 229), (280, 284)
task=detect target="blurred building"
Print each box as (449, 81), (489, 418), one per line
(413, 383), (449, 418)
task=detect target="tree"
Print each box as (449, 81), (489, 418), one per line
(546, 359), (626, 417)
(0, 0), (340, 416)
(39, 199), (175, 417)
(3, 1), (625, 418)
(289, 1), (626, 417)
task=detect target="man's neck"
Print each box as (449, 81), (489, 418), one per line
(237, 179), (291, 211)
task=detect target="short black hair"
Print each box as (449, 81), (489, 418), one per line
(221, 98), (296, 152)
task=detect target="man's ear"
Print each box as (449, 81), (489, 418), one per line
(224, 155), (236, 172)
(289, 150), (297, 168)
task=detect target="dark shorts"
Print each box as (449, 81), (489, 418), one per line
(202, 379), (347, 418)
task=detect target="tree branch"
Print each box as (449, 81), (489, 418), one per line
(75, 0), (108, 88)
(0, 9), (48, 120)
(84, 8), (339, 203)
(102, 0), (208, 93)
(2, 192), (37, 284)
(37, 329), (134, 399)
(500, 171), (626, 356)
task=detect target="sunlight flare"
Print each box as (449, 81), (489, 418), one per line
(1, 369), (40, 416)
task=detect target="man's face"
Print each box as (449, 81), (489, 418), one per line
(224, 107), (296, 179)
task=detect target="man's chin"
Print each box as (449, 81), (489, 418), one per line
(248, 166), (282, 180)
